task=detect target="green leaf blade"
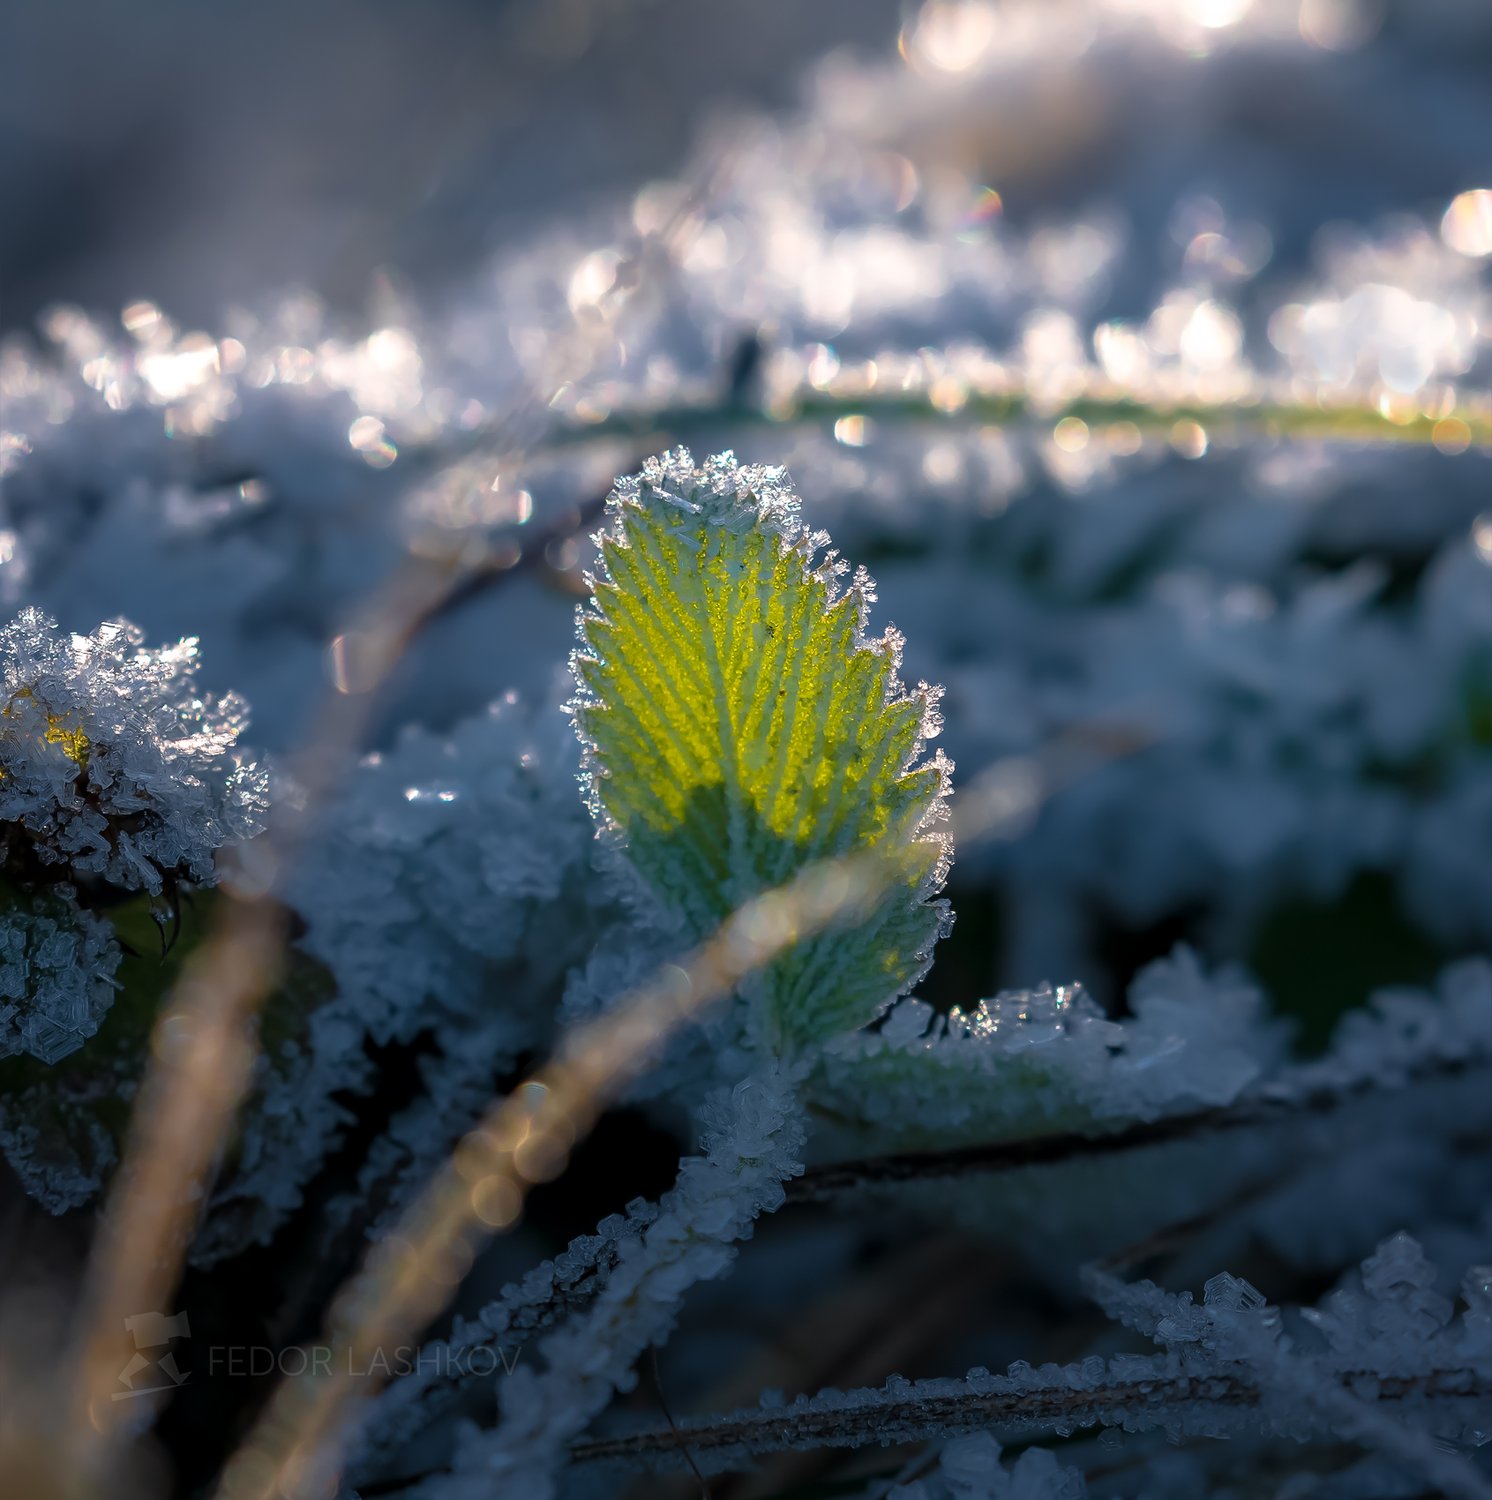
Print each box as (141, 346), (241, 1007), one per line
(571, 450), (952, 1050)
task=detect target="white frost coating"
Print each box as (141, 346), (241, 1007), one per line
(196, 693), (599, 1259)
(1290, 957), (1492, 1090)
(0, 892), (119, 1064)
(0, 15), (1482, 1499)
(569, 446), (954, 1051)
(415, 1067), (806, 1500)
(1084, 1241), (1492, 1500)
(569, 446), (951, 849)
(803, 958), (1492, 1277)
(814, 947), (1286, 1150)
(2, 198), (1489, 984)
(602, 446), (808, 545)
(0, 1094), (117, 1212)
(291, 691), (591, 1050)
(0, 607), (266, 895)
(355, 1198), (660, 1482)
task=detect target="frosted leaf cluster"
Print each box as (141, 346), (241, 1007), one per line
(0, 608), (261, 1074)
(0, 608), (265, 895)
(0, 4), (1489, 1496)
(352, 960), (1492, 1500)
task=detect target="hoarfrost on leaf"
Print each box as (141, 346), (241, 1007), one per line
(812, 946), (1286, 1150)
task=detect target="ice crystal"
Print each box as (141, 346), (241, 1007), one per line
(0, 891), (119, 1064)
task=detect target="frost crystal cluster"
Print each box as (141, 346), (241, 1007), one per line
(0, 609), (265, 1065)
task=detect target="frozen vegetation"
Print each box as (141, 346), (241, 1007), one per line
(1, 3), (1491, 1498)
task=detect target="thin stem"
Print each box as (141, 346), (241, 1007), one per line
(62, 171), (716, 1494)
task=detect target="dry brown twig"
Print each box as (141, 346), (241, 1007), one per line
(61, 153), (722, 1497)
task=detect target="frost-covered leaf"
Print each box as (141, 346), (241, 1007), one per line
(0, 609), (266, 1083)
(0, 608), (267, 895)
(811, 947), (1287, 1152)
(571, 449), (951, 1050)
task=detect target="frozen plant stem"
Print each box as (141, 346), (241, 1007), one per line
(566, 1361), (1492, 1474)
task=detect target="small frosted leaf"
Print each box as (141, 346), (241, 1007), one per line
(571, 449), (951, 1050)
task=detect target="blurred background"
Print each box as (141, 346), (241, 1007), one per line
(0, 0), (907, 331)
(3, 0), (1491, 1017)
(3, 0), (1489, 330)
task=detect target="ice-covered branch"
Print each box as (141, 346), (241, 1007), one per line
(570, 1357), (1492, 1473)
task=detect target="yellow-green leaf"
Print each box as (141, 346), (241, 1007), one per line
(571, 450), (951, 1051)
